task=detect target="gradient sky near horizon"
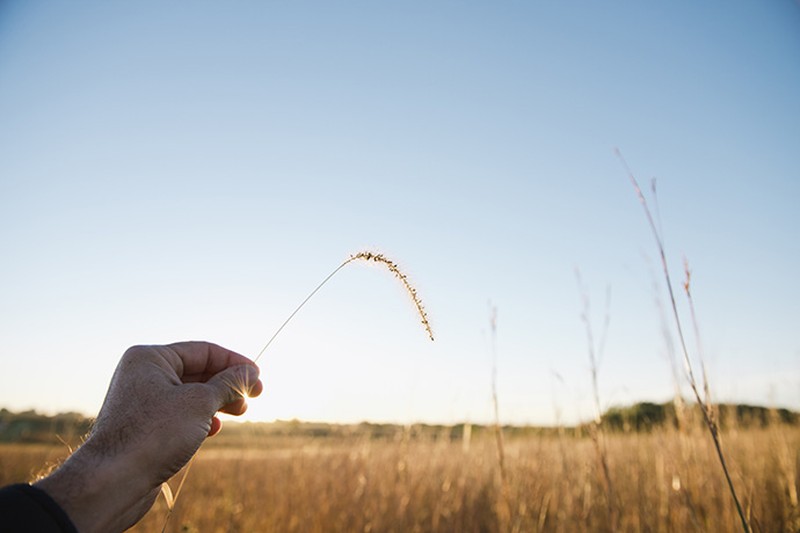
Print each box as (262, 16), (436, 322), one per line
(1, 1), (798, 426)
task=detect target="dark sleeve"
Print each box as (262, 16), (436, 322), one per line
(0, 484), (79, 533)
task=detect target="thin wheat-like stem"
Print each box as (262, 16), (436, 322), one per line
(575, 270), (617, 529)
(253, 262), (350, 363)
(160, 456), (195, 533)
(683, 258), (712, 405)
(617, 149), (751, 533)
(488, 304), (511, 531)
(489, 305), (506, 482)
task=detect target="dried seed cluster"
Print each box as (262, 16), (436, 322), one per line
(346, 251), (434, 342)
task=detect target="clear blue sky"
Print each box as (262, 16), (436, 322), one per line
(1, 1), (798, 425)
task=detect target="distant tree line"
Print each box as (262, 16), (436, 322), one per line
(0, 408), (92, 444)
(600, 401), (798, 432)
(1, 402), (797, 444)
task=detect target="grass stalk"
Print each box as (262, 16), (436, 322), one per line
(617, 149), (751, 533)
(160, 456), (195, 533)
(575, 270), (617, 530)
(489, 305), (506, 483)
(488, 305), (511, 530)
(161, 250), (433, 532)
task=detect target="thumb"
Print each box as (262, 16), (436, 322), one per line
(204, 364), (260, 412)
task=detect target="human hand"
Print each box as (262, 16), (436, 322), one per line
(35, 342), (263, 533)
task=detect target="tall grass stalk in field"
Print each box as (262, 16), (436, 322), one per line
(617, 149), (751, 533)
(647, 254), (689, 431)
(575, 270), (617, 530)
(161, 250), (433, 532)
(489, 305), (506, 483)
(769, 406), (800, 527)
(549, 370), (569, 468)
(682, 258), (714, 412)
(487, 305), (512, 530)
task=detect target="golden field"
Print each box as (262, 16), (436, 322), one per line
(2, 423), (798, 532)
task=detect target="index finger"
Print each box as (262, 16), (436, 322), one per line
(166, 341), (259, 382)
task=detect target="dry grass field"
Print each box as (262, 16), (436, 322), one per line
(3, 423), (797, 532)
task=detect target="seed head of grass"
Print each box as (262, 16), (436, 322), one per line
(346, 251), (434, 342)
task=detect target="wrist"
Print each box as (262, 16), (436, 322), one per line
(35, 443), (154, 533)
